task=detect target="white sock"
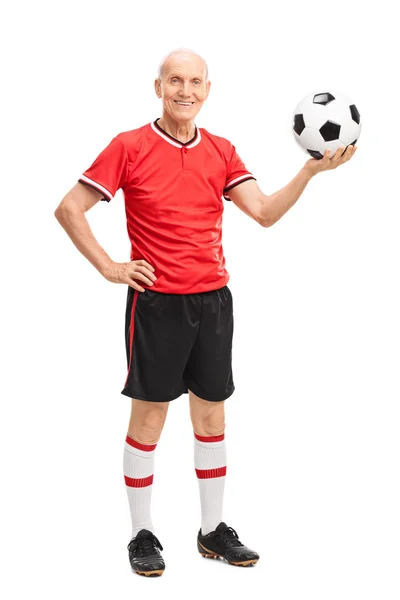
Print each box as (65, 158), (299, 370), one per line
(194, 432), (227, 535)
(123, 435), (156, 539)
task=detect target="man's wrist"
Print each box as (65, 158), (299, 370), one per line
(301, 165), (315, 181)
(100, 258), (115, 277)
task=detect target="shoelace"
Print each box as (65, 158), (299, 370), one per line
(127, 533), (163, 556)
(217, 526), (244, 548)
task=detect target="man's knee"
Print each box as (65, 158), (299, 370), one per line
(194, 416), (225, 438)
(189, 392), (226, 437)
(128, 400), (169, 444)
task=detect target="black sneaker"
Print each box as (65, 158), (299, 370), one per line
(197, 522), (259, 567)
(127, 529), (165, 577)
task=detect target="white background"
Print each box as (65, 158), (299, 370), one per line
(1, 0), (399, 598)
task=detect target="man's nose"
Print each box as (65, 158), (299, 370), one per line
(180, 81), (191, 96)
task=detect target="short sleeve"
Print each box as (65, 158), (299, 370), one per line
(78, 136), (129, 202)
(223, 144), (256, 201)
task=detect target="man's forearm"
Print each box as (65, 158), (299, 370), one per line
(260, 166), (314, 226)
(54, 207), (113, 276)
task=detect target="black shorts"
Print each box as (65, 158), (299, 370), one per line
(120, 285), (234, 403)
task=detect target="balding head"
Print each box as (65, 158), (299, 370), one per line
(158, 48), (209, 82)
(154, 48), (211, 127)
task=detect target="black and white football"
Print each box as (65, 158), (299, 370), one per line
(292, 91), (361, 159)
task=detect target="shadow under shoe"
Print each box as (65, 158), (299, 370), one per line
(127, 529), (165, 577)
(197, 522), (259, 567)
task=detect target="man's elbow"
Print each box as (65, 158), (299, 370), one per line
(54, 203), (67, 222)
(54, 200), (75, 223)
(54, 205), (62, 221)
(259, 215), (273, 228)
(256, 194), (274, 227)
(253, 193), (274, 227)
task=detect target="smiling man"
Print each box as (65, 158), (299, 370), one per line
(155, 50), (210, 141)
(54, 47), (357, 577)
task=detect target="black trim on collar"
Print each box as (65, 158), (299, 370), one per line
(154, 118), (198, 146)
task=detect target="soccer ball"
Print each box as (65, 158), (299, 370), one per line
(292, 91), (361, 159)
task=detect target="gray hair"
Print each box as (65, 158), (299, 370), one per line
(157, 47), (209, 82)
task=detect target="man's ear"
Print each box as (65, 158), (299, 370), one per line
(154, 78), (162, 98)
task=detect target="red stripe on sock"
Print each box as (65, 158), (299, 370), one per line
(126, 435), (157, 452)
(124, 474), (154, 488)
(194, 433), (225, 443)
(195, 466), (227, 479)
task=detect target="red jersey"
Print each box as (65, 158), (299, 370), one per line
(79, 119), (256, 294)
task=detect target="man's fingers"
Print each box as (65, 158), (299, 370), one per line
(129, 281), (145, 292)
(349, 145), (357, 157)
(332, 147), (344, 160)
(131, 271), (155, 286)
(136, 265), (157, 281)
(314, 144), (357, 173)
(138, 259), (155, 272)
(341, 145), (355, 162)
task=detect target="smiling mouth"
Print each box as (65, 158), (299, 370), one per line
(174, 101), (195, 106)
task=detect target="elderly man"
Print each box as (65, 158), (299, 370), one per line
(54, 48), (357, 577)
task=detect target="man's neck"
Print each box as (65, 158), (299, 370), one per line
(157, 117), (196, 144)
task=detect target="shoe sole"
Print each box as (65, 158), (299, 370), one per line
(197, 540), (259, 567)
(131, 567), (164, 577)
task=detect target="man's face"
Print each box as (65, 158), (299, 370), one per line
(155, 54), (211, 122)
